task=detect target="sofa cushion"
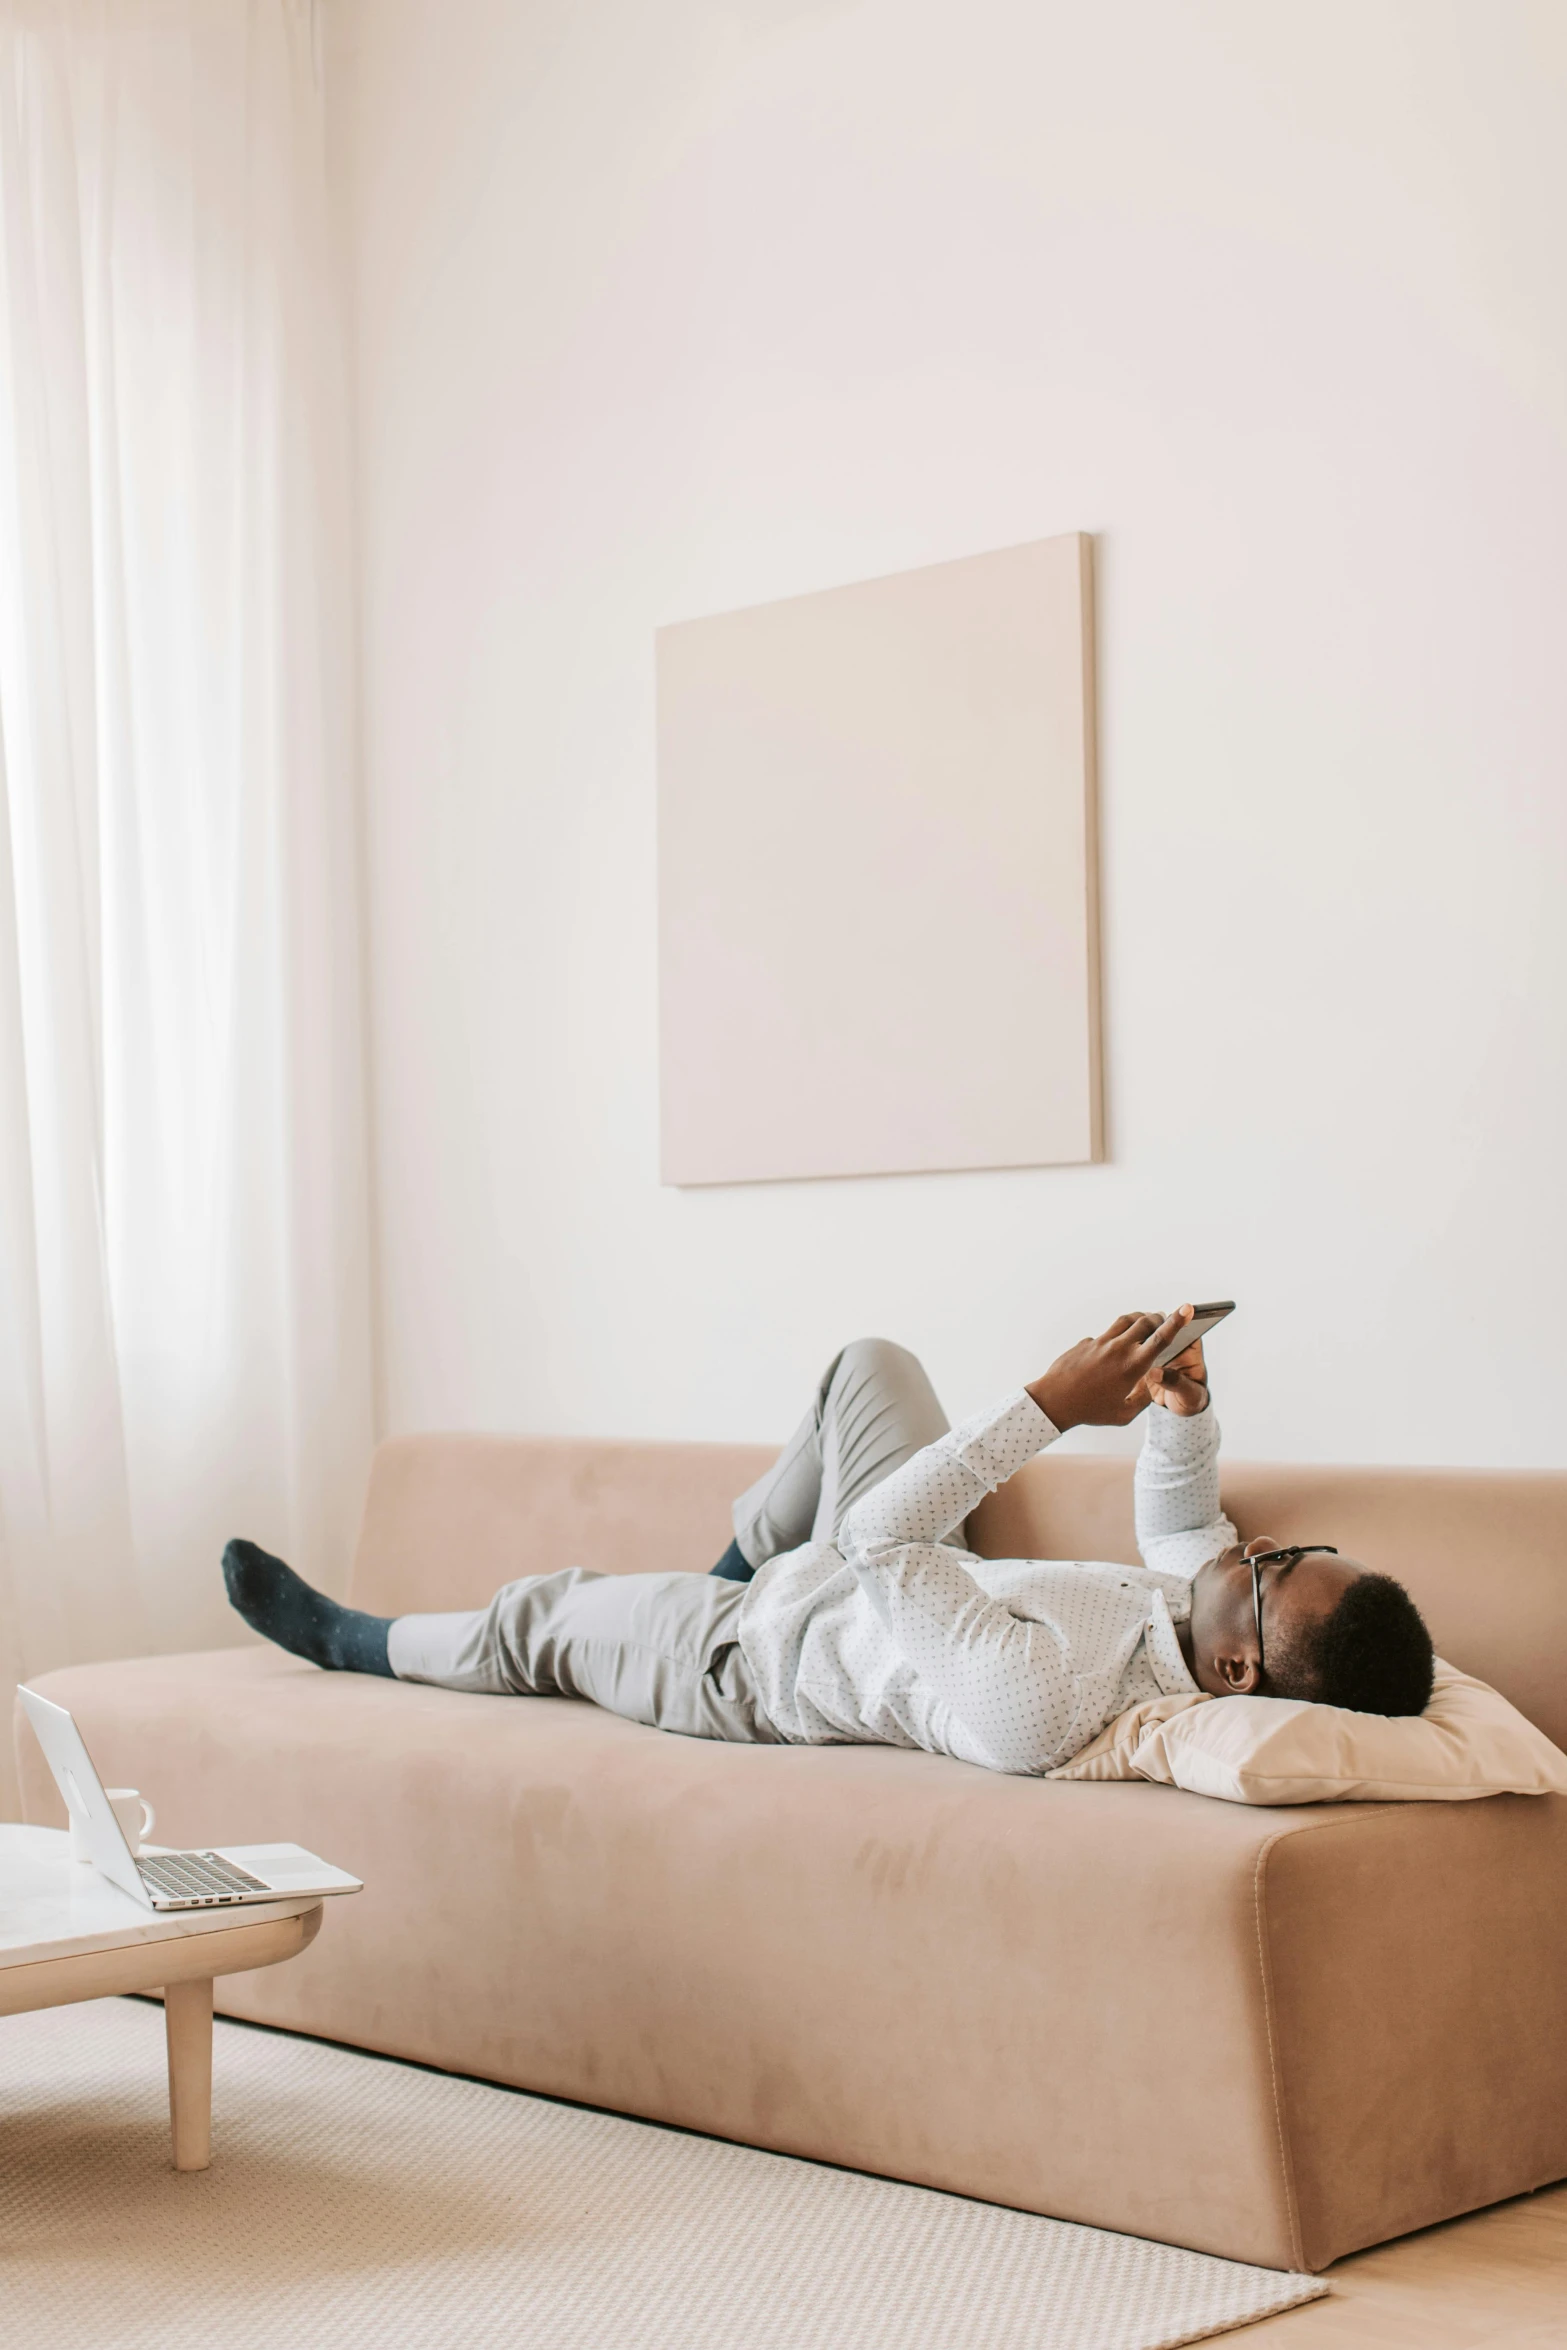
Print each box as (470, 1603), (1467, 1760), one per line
(18, 1645), (1567, 2274)
(1056, 1661), (1567, 1803)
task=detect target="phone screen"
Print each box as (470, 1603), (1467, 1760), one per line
(1150, 1300), (1234, 1371)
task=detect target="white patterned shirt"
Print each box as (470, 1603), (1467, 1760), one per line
(737, 1396), (1236, 1775)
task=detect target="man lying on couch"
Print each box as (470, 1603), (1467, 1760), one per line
(223, 1310), (1435, 1775)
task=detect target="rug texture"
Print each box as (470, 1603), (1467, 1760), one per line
(0, 1999), (1326, 2349)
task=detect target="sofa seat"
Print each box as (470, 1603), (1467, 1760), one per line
(20, 1640), (1567, 2273)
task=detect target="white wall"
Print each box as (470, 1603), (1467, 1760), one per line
(327, 0), (1567, 1470)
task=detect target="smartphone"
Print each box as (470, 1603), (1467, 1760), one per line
(1149, 1300), (1235, 1371)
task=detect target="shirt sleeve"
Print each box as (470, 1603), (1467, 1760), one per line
(1134, 1401), (1236, 1581)
(834, 1392), (1094, 1774)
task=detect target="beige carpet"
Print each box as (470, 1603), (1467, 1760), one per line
(0, 1999), (1326, 2349)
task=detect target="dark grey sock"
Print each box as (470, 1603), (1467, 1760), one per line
(709, 1537), (755, 1583)
(223, 1538), (395, 1676)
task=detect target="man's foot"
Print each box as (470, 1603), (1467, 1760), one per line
(223, 1539), (395, 1676)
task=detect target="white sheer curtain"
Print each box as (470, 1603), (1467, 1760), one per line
(0, 0), (372, 1813)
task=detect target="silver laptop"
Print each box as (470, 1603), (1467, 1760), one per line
(20, 1686), (362, 1913)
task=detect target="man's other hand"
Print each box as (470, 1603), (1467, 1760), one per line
(1143, 1315), (1209, 1417)
(1026, 1309), (1192, 1433)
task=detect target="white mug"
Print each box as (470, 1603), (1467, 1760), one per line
(71, 1788), (156, 1864)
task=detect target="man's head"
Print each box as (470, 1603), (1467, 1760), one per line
(1188, 1537), (1434, 1716)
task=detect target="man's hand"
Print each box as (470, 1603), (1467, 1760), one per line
(1026, 1309), (1193, 1433)
(1143, 1322), (1209, 1418)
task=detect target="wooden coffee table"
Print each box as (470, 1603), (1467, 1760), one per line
(0, 1823), (328, 2171)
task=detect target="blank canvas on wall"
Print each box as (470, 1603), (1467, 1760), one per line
(657, 533), (1102, 1187)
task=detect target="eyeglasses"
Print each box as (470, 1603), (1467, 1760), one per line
(1249, 1545), (1339, 1682)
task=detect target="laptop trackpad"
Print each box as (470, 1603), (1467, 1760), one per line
(215, 1841), (359, 1890)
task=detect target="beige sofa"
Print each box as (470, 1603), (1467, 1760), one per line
(17, 1432), (1567, 2272)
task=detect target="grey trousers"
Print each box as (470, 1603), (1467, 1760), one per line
(386, 1337), (951, 1741)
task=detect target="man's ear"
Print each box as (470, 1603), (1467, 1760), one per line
(1213, 1651), (1264, 1697)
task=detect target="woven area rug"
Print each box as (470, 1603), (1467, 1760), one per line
(0, 2000), (1325, 2350)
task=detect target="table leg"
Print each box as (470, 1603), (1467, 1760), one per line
(164, 1975), (214, 2171)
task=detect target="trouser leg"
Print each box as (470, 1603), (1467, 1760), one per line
(386, 1567), (781, 1742)
(728, 1337), (953, 1570)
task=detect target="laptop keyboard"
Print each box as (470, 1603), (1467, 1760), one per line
(137, 1851), (271, 1904)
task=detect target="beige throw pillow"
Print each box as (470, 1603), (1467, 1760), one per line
(1050, 1662), (1567, 1805)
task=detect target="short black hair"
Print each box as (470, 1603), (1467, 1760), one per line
(1270, 1572), (1435, 1717)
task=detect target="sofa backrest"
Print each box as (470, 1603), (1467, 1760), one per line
(350, 1433), (1567, 1750)
(348, 1434), (777, 1619)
